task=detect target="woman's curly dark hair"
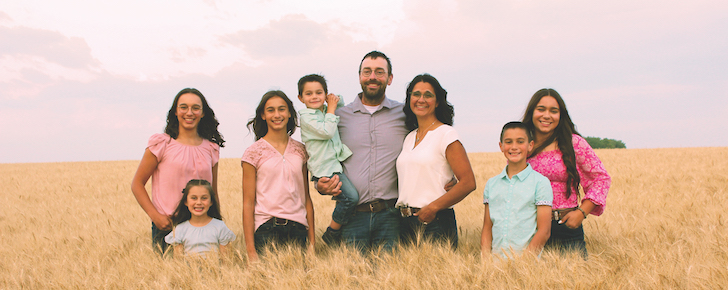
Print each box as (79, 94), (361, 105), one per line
(164, 88), (225, 147)
(403, 74), (454, 131)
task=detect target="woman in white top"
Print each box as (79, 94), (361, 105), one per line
(396, 74), (476, 249)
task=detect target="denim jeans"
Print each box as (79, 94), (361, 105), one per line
(151, 223), (171, 256)
(312, 172), (359, 226)
(253, 218), (308, 254)
(341, 206), (400, 253)
(545, 220), (588, 259)
(400, 208), (458, 250)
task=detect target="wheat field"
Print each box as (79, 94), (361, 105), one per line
(1, 147), (727, 289)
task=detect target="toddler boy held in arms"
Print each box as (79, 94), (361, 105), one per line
(297, 74), (359, 245)
(481, 121), (553, 258)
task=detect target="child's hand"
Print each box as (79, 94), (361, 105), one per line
(325, 94), (339, 106)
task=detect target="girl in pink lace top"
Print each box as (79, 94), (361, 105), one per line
(523, 88), (611, 258)
(241, 90), (314, 264)
(131, 88), (225, 255)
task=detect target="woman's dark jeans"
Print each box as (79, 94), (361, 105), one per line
(400, 208), (458, 250)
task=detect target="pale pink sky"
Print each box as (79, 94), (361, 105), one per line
(1, 0), (727, 163)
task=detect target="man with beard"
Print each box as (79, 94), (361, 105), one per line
(316, 51), (409, 251)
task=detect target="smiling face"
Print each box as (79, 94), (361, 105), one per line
(409, 81), (438, 119)
(359, 57), (392, 104)
(298, 81), (326, 111)
(500, 127), (534, 165)
(175, 93), (205, 132)
(262, 96), (290, 132)
(532, 96), (561, 137)
(184, 185), (212, 218)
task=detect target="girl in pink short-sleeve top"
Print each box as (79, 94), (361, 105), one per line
(148, 133), (219, 216)
(242, 138), (309, 230)
(131, 88), (225, 255)
(241, 90), (314, 263)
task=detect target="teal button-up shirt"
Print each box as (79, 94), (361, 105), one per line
(299, 98), (352, 178)
(484, 164), (553, 257)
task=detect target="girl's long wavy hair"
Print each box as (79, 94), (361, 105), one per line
(246, 90), (297, 140)
(522, 88), (581, 199)
(171, 179), (223, 225)
(164, 88), (225, 147)
(403, 74), (454, 131)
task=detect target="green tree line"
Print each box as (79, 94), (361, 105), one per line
(584, 136), (626, 149)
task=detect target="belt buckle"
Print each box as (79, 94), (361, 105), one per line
(400, 207), (412, 217)
(369, 200), (382, 212)
(553, 211), (559, 221)
(275, 218), (288, 226)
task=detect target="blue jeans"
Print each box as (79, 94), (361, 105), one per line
(400, 208), (458, 250)
(151, 223), (171, 256)
(341, 205), (400, 253)
(253, 217), (308, 254)
(313, 172), (359, 226)
(545, 220), (588, 259)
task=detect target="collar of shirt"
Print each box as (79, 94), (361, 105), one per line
(352, 93), (396, 114)
(497, 163), (535, 182)
(299, 106), (326, 116)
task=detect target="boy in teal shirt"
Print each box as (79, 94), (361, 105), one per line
(482, 121), (553, 258)
(297, 74), (358, 245)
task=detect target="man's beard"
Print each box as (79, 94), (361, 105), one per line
(361, 80), (386, 101)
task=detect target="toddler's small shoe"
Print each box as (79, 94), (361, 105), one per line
(322, 227), (342, 245)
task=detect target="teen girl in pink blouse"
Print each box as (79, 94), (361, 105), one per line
(242, 90), (314, 263)
(131, 88), (225, 255)
(522, 88), (611, 258)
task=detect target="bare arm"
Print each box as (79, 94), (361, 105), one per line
(241, 161), (259, 263)
(212, 163), (219, 196)
(131, 149), (171, 230)
(303, 165), (315, 255)
(415, 141), (477, 223)
(481, 204), (492, 258)
(527, 205), (552, 253)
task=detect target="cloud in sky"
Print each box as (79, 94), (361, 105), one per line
(0, 26), (99, 69)
(1, 0), (727, 163)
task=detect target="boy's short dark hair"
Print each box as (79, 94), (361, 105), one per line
(500, 121), (533, 142)
(297, 74), (328, 96)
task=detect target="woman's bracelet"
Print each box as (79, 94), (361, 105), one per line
(577, 206), (587, 219)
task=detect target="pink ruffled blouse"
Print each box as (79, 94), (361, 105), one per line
(527, 134), (611, 216)
(148, 133), (220, 216)
(242, 138), (309, 230)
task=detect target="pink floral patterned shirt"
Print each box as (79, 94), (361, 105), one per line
(527, 134), (611, 216)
